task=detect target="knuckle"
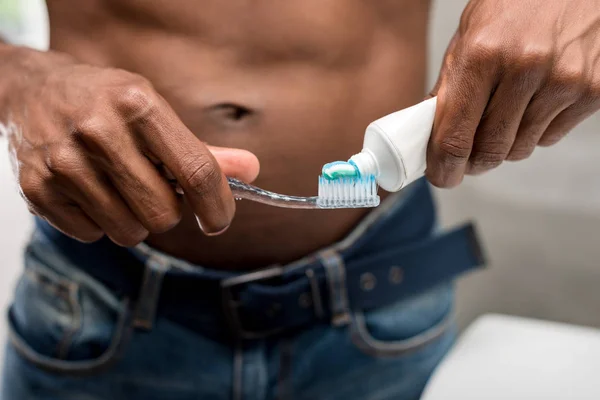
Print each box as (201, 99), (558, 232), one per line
(44, 145), (82, 176)
(145, 207), (182, 233)
(18, 165), (55, 209)
(478, 117), (511, 140)
(115, 79), (157, 121)
(514, 45), (553, 70)
(435, 135), (472, 164)
(469, 147), (506, 168)
(506, 147), (534, 161)
(471, 159), (503, 171)
(506, 130), (539, 161)
(551, 64), (586, 93)
(74, 116), (112, 145)
(183, 157), (222, 195)
(465, 33), (504, 63)
(18, 171), (43, 202)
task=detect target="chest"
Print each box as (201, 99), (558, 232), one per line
(46, 0), (428, 65)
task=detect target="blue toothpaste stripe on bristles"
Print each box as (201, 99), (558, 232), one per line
(321, 161), (361, 180)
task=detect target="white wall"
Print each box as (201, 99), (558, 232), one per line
(0, 0), (48, 50)
(0, 139), (32, 367)
(0, 0), (45, 371)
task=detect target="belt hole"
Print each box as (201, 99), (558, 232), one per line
(389, 266), (404, 284)
(360, 272), (377, 291)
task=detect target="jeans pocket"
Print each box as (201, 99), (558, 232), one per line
(349, 282), (455, 358)
(7, 241), (133, 376)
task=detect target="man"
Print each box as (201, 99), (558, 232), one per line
(1, 0), (599, 399)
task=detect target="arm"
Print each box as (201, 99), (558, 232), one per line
(0, 42), (259, 244)
(426, 0), (600, 187)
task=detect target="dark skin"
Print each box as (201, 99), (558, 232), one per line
(427, 0), (600, 186)
(1, 0), (599, 270)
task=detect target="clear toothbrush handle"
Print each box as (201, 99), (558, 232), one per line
(227, 178), (320, 209)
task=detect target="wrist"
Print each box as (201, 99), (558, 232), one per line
(0, 43), (74, 72)
(0, 45), (75, 108)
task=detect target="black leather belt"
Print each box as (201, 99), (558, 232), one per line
(33, 180), (486, 339)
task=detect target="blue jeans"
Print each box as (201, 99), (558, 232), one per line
(2, 179), (482, 400)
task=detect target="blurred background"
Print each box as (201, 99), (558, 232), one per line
(1, 0), (599, 368)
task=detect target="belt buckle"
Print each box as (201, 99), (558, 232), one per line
(220, 266), (285, 340)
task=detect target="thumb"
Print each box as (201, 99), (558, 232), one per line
(207, 145), (260, 183)
(427, 32), (459, 100)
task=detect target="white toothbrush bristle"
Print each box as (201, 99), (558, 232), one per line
(316, 175), (380, 209)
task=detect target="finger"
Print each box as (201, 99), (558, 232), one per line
(507, 90), (574, 161)
(118, 88), (235, 235)
(44, 145), (149, 247)
(161, 146), (260, 194)
(467, 69), (540, 174)
(164, 146), (261, 195)
(75, 115), (182, 233)
(19, 169), (104, 242)
(73, 181), (149, 248)
(38, 204), (104, 243)
(426, 40), (500, 188)
(538, 101), (599, 147)
(206, 145), (260, 183)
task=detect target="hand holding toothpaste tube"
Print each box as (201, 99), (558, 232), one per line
(426, 0), (600, 188)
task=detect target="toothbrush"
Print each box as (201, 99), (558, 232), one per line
(173, 171), (379, 209)
(229, 97), (437, 209)
(228, 175), (380, 209)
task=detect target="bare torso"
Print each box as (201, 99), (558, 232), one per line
(46, 0), (431, 269)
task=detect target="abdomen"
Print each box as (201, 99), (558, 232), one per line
(46, 0), (431, 268)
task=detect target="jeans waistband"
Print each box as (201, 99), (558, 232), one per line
(34, 178), (485, 339)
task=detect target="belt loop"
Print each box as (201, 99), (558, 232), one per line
(305, 269), (325, 319)
(319, 249), (351, 327)
(133, 253), (171, 331)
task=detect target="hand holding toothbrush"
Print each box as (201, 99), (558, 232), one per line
(0, 50), (259, 244)
(426, 0), (600, 188)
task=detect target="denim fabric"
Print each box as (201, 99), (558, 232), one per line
(2, 180), (458, 400)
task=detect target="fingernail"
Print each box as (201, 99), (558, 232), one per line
(195, 215), (230, 236)
(205, 225), (230, 236)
